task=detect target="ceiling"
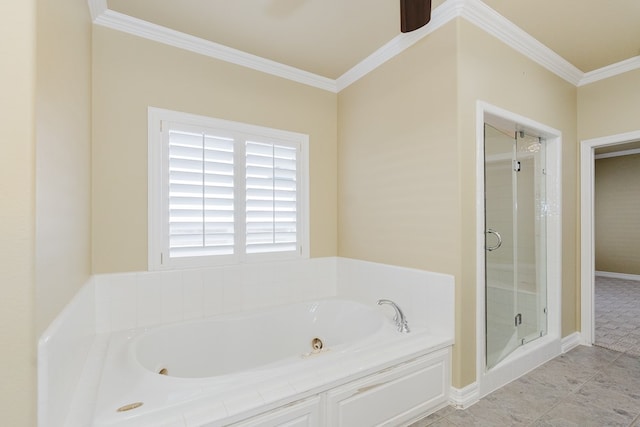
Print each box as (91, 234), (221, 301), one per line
(105, 0), (640, 80)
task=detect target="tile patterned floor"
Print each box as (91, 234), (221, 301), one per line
(594, 276), (640, 357)
(409, 345), (640, 426)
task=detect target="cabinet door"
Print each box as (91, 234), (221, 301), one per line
(231, 396), (322, 427)
(326, 349), (450, 426)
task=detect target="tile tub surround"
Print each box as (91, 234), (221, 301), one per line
(337, 257), (455, 337)
(410, 345), (640, 427)
(92, 257), (454, 336)
(38, 257), (455, 426)
(94, 257), (338, 334)
(38, 280), (97, 427)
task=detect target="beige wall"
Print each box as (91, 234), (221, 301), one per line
(0, 1), (37, 425)
(338, 22), (460, 272)
(595, 154), (640, 275)
(457, 18), (579, 360)
(338, 19), (579, 388)
(92, 27), (338, 273)
(339, 21), (462, 383)
(1, 0), (91, 422)
(578, 69), (640, 141)
(35, 0), (92, 336)
(577, 68), (640, 274)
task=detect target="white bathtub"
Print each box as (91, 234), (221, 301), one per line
(92, 297), (453, 426)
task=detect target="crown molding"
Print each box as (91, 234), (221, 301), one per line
(336, 0), (463, 91)
(92, 8), (338, 92)
(87, 0), (107, 21)
(337, 0), (585, 91)
(460, 0), (584, 86)
(89, 0), (637, 93)
(579, 55), (640, 86)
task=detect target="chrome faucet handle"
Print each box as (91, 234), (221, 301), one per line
(377, 299), (410, 333)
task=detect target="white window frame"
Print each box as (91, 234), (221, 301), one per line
(148, 107), (309, 270)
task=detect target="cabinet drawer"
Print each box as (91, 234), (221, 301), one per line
(230, 396), (322, 427)
(325, 350), (450, 426)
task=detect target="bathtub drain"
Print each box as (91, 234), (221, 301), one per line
(311, 337), (323, 352)
(301, 337), (330, 358)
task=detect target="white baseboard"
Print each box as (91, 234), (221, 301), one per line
(561, 332), (582, 353)
(595, 271), (640, 282)
(449, 382), (479, 409)
(452, 336), (579, 410)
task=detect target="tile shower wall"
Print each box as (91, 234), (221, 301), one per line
(94, 257), (337, 334)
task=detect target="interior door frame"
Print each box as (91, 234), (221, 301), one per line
(579, 130), (640, 345)
(476, 101), (563, 398)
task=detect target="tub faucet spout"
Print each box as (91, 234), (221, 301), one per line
(377, 299), (410, 333)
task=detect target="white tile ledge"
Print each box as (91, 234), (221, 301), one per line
(92, 328), (452, 426)
(65, 334), (110, 427)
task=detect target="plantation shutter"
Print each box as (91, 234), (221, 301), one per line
(167, 128), (235, 258)
(245, 141), (298, 254)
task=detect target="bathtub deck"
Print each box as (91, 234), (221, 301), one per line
(91, 326), (453, 426)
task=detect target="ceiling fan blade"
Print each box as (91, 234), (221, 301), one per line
(400, 0), (432, 33)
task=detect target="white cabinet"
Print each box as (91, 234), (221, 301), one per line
(229, 348), (450, 427)
(231, 397), (323, 427)
(326, 349), (449, 426)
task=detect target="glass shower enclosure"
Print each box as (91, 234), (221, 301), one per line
(484, 123), (547, 370)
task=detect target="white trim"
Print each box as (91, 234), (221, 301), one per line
(338, 0), (586, 90)
(476, 101), (563, 399)
(89, 0), (638, 93)
(93, 9), (338, 93)
(449, 382), (479, 409)
(460, 0), (583, 86)
(148, 107), (310, 271)
(595, 271), (640, 282)
(580, 130), (640, 346)
(595, 147), (640, 160)
(479, 335), (560, 398)
(561, 332), (582, 353)
(335, 0), (463, 91)
(579, 55), (640, 87)
(87, 0), (107, 21)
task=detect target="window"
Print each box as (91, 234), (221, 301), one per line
(149, 108), (309, 270)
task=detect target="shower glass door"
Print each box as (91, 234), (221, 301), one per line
(515, 130), (547, 347)
(484, 123), (547, 370)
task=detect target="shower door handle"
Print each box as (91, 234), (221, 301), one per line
(486, 229), (502, 251)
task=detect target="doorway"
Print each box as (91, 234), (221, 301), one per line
(580, 130), (640, 347)
(476, 102), (563, 398)
(484, 124), (548, 369)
